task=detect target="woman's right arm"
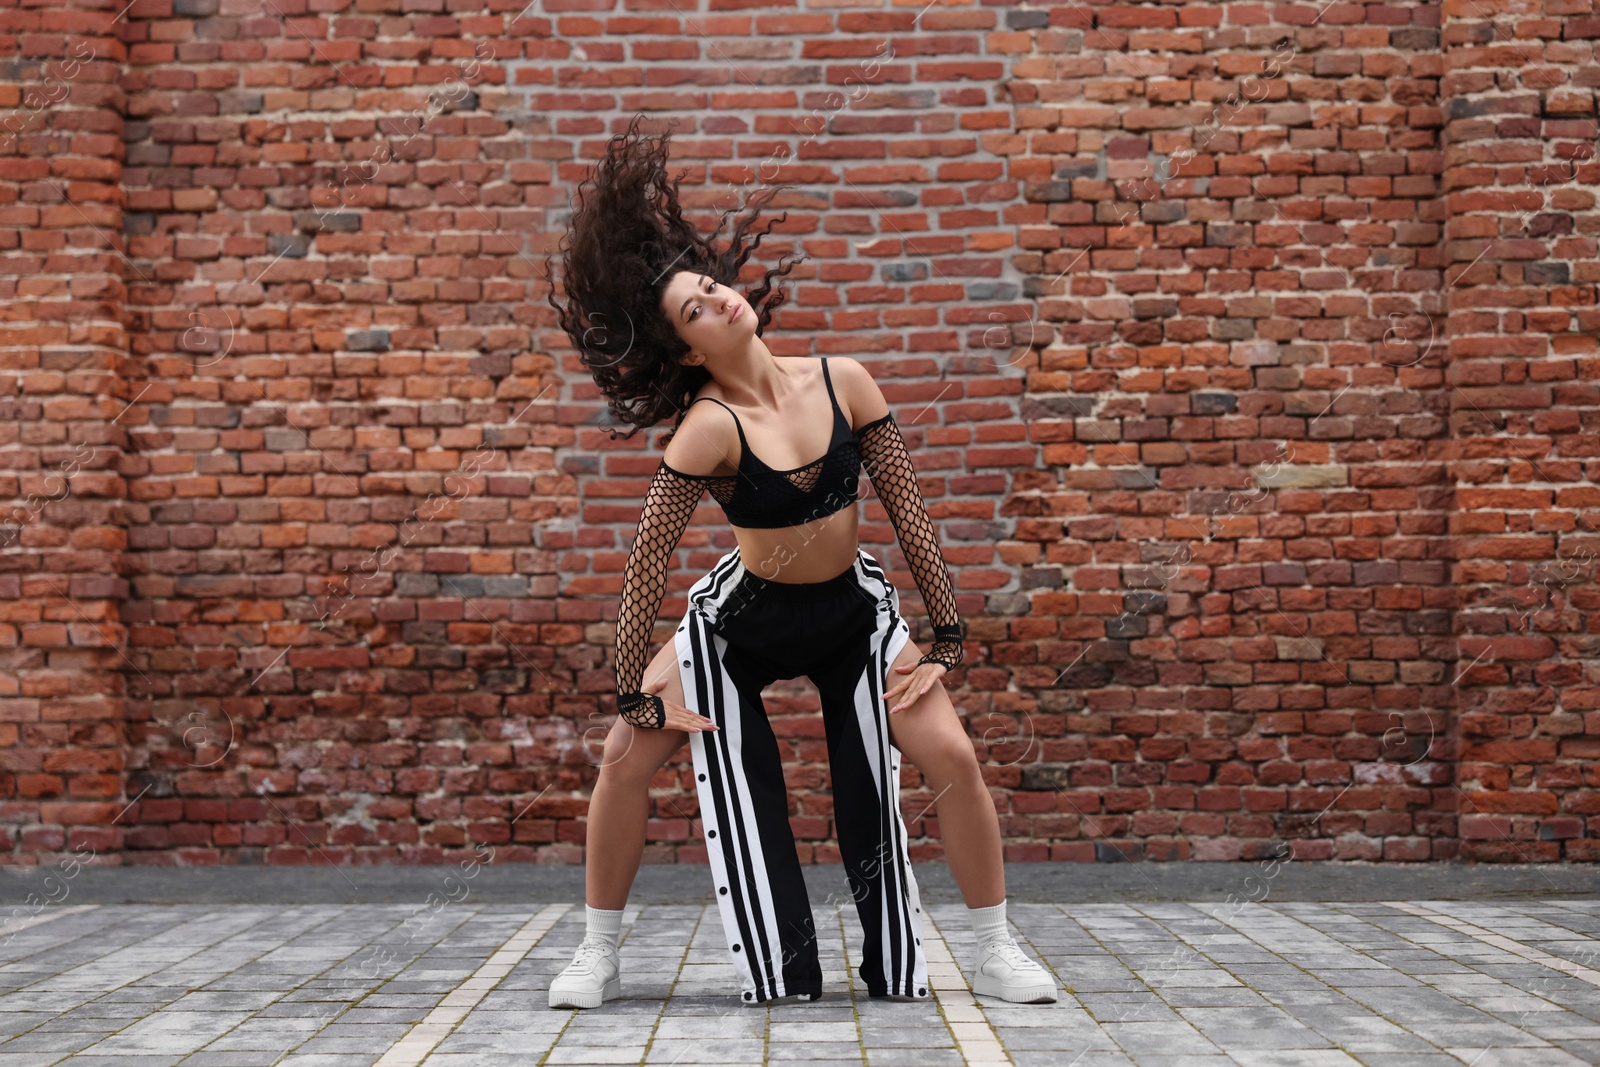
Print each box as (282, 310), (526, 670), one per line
(614, 461), (707, 729)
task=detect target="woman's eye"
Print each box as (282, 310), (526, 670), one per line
(690, 282), (717, 321)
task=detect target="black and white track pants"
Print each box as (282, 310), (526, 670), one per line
(674, 545), (931, 1004)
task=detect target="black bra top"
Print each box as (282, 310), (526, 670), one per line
(662, 358), (890, 529)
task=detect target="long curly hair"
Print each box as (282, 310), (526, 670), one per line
(545, 114), (807, 444)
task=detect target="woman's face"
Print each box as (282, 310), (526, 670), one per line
(660, 269), (751, 362)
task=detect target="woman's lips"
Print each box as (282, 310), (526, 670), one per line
(728, 303), (742, 324)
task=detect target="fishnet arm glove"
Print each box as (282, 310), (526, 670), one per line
(614, 461), (705, 729)
(856, 414), (965, 672)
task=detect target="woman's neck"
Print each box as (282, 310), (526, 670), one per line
(711, 353), (795, 410)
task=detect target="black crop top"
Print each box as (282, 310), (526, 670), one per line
(609, 357), (967, 729)
(659, 357), (886, 529)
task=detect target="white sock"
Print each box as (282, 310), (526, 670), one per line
(586, 904), (623, 948)
(969, 899), (1008, 950)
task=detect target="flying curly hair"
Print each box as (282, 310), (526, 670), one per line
(544, 114), (807, 444)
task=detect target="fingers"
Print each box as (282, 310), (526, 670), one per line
(885, 671), (916, 711)
(663, 702), (718, 733)
(889, 667), (940, 713)
(885, 655), (938, 707)
(892, 687), (926, 713)
(641, 663), (708, 729)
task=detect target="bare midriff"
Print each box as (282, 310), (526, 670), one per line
(731, 501), (861, 584)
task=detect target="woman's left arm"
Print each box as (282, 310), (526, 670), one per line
(839, 361), (964, 713)
(856, 414), (965, 675)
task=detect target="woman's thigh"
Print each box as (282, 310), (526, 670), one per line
(882, 637), (979, 789)
(599, 640), (691, 779)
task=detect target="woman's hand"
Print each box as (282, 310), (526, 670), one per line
(639, 668), (719, 733)
(885, 661), (947, 714)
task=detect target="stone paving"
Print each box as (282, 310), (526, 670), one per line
(1, 891), (1599, 1066)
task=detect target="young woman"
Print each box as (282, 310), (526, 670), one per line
(542, 115), (1055, 1008)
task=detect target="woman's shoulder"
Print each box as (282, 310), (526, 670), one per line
(815, 357), (883, 429)
(665, 393), (739, 477)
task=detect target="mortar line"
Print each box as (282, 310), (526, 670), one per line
(0, 904), (99, 942)
(374, 903), (571, 1066)
(1078, 900), (1452, 1063)
(635, 903), (711, 1067)
(1384, 901), (1600, 988)
(1130, 901), (1404, 1067)
(1214, 901), (1571, 1060)
(923, 909), (1014, 1067)
(191, 905), (374, 1064)
(1057, 902), (1250, 1065)
(2, 904), (328, 1062)
(1406, 899), (1600, 955)
(838, 905), (867, 1064)
(1371, 901), (1600, 1066)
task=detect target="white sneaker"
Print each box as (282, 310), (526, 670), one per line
(548, 936), (621, 1009)
(971, 936), (1058, 1003)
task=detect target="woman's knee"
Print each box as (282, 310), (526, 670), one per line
(598, 720), (683, 784)
(597, 641), (692, 777)
(892, 711), (980, 785)
(598, 723), (638, 776)
(926, 733), (983, 785)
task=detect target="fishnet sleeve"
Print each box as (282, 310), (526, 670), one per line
(613, 461), (705, 728)
(857, 414), (965, 672)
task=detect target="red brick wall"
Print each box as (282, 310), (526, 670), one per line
(0, 0), (130, 857)
(1443, 0), (1600, 861)
(0, 0), (1593, 866)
